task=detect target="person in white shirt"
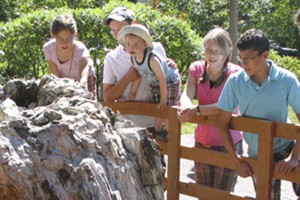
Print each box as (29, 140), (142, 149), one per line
(103, 7), (176, 128)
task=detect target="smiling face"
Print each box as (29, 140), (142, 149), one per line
(124, 34), (147, 60)
(203, 40), (227, 68)
(52, 29), (75, 53)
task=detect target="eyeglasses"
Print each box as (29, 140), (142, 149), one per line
(236, 54), (261, 63)
(56, 36), (74, 44)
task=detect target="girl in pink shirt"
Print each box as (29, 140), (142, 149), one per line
(43, 13), (96, 98)
(178, 27), (243, 192)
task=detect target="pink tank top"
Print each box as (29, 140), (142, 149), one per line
(189, 60), (242, 146)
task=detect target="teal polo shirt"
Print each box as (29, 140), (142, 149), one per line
(217, 60), (300, 157)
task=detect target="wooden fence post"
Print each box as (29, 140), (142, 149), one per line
(256, 121), (275, 200)
(166, 107), (181, 200)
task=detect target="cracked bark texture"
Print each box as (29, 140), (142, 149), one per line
(0, 75), (164, 200)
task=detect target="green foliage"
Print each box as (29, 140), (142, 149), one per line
(0, 1), (202, 91)
(0, 0), (26, 22)
(158, 0), (300, 52)
(238, 1), (299, 49)
(269, 50), (300, 79)
(0, 0), (102, 22)
(157, 0), (230, 37)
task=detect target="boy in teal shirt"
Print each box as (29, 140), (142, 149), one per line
(217, 29), (300, 199)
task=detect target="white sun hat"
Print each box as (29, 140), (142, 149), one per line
(117, 24), (154, 49)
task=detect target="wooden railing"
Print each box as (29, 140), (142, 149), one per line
(102, 102), (300, 200)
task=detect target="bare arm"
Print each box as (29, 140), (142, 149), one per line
(218, 109), (253, 177)
(79, 57), (90, 88)
(178, 74), (198, 122)
(47, 60), (60, 77)
(178, 73), (220, 123)
(149, 56), (167, 110)
(180, 74), (196, 107)
(275, 113), (300, 173)
(103, 67), (141, 102)
(126, 77), (141, 101)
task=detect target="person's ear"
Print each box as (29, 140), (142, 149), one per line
(50, 33), (55, 38)
(262, 51), (269, 59)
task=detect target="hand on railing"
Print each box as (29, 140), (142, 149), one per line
(177, 105), (198, 123)
(157, 97), (167, 110)
(235, 157), (253, 178)
(275, 159), (299, 173)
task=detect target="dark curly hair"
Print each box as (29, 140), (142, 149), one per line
(236, 29), (269, 54)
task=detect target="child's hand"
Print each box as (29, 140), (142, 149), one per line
(157, 97), (167, 110)
(177, 106), (196, 123)
(166, 58), (177, 69)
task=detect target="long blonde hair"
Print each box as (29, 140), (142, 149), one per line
(199, 27), (233, 87)
(202, 27), (233, 60)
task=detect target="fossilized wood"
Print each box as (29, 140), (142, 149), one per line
(0, 75), (164, 200)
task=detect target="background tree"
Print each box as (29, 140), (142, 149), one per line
(157, 0), (299, 52)
(0, 1), (202, 100)
(0, 0), (299, 98)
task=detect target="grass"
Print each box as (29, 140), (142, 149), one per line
(181, 122), (196, 135)
(180, 106), (298, 135)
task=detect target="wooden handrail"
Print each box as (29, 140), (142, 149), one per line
(102, 101), (300, 200)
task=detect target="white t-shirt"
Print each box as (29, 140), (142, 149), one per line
(103, 42), (166, 127)
(43, 39), (90, 82)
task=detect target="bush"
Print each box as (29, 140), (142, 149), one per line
(0, 1), (202, 99)
(0, 0), (102, 22)
(269, 50), (300, 79)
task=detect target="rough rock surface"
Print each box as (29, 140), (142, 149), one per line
(0, 75), (164, 200)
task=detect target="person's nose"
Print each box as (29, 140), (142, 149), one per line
(62, 39), (68, 44)
(127, 44), (134, 51)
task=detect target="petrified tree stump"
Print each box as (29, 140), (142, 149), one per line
(0, 75), (164, 200)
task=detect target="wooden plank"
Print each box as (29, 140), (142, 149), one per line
(188, 113), (272, 134)
(166, 108), (181, 200)
(180, 146), (258, 173)
(230, 116), (273, 134)
(274, 167), (300, 183)
(256, 122), (274, 200)
(274, 122), (300, 140)
(156, 140), (168, 155)
(178, 181), (255, 200)
(102, 102), (172, 118)
(101, 102), (300, 199)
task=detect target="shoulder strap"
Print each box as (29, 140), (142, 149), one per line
(148, 50), (162, 72)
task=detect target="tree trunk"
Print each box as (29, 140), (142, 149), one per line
(229, 0), (238, 64)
